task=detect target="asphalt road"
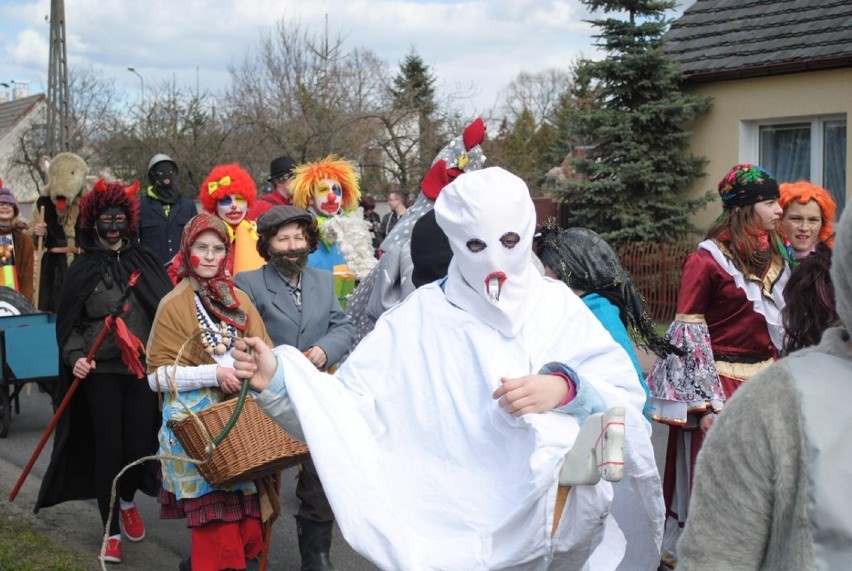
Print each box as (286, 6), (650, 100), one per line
(0, 387), (377, 571)
(1, 380), (668, 571)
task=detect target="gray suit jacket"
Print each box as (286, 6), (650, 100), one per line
(235, 264), (355, 367)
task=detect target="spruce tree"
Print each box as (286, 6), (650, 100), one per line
(390, 49), (441, 178)
(558, 0), (712, 245)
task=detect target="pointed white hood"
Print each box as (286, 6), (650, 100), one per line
(435, 167), (540, 337)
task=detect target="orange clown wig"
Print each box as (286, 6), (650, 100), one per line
(779, 181), (837, 248)
(291, 156), (361, 213)
(197, 163), (257, 213)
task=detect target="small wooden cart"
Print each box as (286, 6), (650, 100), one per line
(0, 311), (59, 437)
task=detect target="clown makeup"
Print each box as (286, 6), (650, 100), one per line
(781, 199), (823, 253)
(753, 198), (784, 232)
(217, 194), (248, 226)
(95, 206), (129, 250)
(311, 178), (343, 216)
(190, 230), (228, 279)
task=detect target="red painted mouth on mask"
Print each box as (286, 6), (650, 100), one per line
(484, 271), (507, 301)
(55, 196), (67, 212)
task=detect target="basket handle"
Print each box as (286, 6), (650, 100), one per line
(165, 328), (252, 451)
(212, 379), (249, 447)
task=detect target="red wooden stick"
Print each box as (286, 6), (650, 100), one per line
(8, 269), (142, 502)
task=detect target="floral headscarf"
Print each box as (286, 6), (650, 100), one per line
(717, 164), (780, 209)
(177, 213), (247, 330)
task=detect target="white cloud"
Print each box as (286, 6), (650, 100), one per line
(1, 0), (609, 115)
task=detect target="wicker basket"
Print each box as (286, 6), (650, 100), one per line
(172, 395), (310, 487)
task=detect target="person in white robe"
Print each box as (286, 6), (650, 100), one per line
(233, 167), (664, 570)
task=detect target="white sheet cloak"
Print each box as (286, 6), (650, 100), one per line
(258, 277), (663, 570)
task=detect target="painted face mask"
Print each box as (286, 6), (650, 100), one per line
(216, 194), (248, 226)
(311, 178), (343, 217)
(95, 206), (129, 247)
(435, 167), (540, 337)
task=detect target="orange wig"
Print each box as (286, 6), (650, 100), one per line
(291, 156), (360, 213)
(779, 181), (836, 247)
(197, 163), (257, 213)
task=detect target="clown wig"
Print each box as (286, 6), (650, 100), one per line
(291, 156), (361, 213)
(779, 181), (837, 248)
(198, 163), (257, 213)
(79, 178), (141, 232)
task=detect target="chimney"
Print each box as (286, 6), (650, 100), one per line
(11, 80), (30, 100)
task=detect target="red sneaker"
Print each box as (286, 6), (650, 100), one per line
(120, 505), (146, 542)
(99, 537), (122, 564)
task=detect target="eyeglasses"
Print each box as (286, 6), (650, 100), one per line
(217, 195), (247, 207)
(785, 215), (822, 228)
(98, 214), (128, 224)
(191, 243), (228, 256)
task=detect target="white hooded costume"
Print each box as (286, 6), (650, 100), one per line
(254, 167), (663, 570)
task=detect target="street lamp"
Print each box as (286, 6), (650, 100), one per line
(127, 67), (144, 98)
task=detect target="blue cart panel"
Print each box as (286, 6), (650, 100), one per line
(2, 314), (59, 379)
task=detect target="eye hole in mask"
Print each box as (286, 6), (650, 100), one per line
(500, 232), (520, 249)
(466, 238), (487, 253)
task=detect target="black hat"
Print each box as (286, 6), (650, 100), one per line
(411, 209), (453, 288)
(268, 156), (297, 182)
(257, 205), (314, 234)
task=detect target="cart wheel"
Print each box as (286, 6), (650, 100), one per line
(0, 287), (36, 317)
(0, 385), (10, 438)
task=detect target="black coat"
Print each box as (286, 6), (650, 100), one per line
(35, 231), (173, 512)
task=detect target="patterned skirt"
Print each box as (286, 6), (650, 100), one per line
(158, 487), (261, 528)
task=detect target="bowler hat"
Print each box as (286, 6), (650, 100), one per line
(257, 205), (314, 234)
(268, 156), (297, 182)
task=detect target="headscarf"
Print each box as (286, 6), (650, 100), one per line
(537, 222), (672, 357)
(176, 213), (247, 331)
(717, 163), (779, 208)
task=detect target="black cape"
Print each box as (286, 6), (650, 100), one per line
(34, 232), (173, 512)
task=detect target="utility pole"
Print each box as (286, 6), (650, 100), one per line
(46, 0), (70, 156)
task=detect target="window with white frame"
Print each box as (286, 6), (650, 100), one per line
(741, 115), (847, 212)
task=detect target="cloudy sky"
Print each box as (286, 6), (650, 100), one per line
(0, 1), (686, 117)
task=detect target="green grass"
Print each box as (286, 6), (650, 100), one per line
(0, 502), (93, 571)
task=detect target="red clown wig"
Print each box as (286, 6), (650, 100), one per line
(79, 178), (141, 232)
(291, 155), (361, 213)
(197, 163), (257, 213)
(779, 181), (837, 248)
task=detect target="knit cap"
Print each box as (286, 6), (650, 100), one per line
(0, 182), (19, 216)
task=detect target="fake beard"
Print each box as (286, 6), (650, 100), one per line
(269, 248), (309, 278)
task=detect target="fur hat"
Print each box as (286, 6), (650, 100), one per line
(0, 180), (19, 216)
(79, 178), (141, 232)
(198, 163), (257, 213)
(831, 205), (852, 330)
(291, 156), (360, 213)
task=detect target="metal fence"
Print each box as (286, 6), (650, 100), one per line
(617, 241), (694, 324)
